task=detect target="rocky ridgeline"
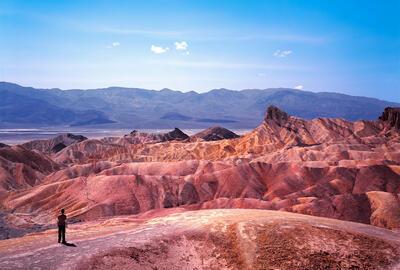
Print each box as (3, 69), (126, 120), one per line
(22, 133), (87, 154)
(264, 105), (290, 124)
(0, 143), (9, 148)
(129, 127), (190, 142)
(193, 126), (240, 141)
(380, 107), (400, 129)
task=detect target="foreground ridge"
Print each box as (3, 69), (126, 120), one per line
(0, 209), (399, 270)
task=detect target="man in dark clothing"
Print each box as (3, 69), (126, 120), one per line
(57, 209), (67, 244)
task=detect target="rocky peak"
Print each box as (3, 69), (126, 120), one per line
(124, 128), (189, 143)
(66, 133), (87, 141)
(193, 126), (239, 141)
(166, 128), (189, 140)
(379, 107), (400, 129)
(265, 105), (290, 124)
(0, 142), (9, 148)
(21, 133), (87, 154)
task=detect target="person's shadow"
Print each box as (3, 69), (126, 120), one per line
(62, 242), (77, 247)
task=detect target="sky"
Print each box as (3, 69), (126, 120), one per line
(0, 0), (399, 102)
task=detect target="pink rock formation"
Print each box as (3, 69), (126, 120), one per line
(0, 145), (60, 191)
(22, 133), (87, 154)
(101, 128), (189, 146)
(0, 106), (399, 238)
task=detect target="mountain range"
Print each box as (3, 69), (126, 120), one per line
(0, 82), (398, 128)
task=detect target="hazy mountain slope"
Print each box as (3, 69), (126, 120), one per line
(0, 86), (114, 126)
(0, 82), (398, 128)
(0, 90), (78, 124)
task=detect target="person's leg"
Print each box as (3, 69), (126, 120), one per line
(62, 226), (66, 243)
(58, 226), (61, 243)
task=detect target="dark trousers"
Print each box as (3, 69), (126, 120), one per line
(58, 225), (66, 243)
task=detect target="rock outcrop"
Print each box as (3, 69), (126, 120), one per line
(0, 145), (61, 191)
(193, 126), (240, 141)
(380, 107), (400, 129)
(101, 128), (189, 145)
(22, 133), (87, 154)
(0, 143), (9, 148)
(127, 128), (189, 142)
(264, 105), (290, 124)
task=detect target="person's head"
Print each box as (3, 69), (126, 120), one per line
(61, 209), (65, 214)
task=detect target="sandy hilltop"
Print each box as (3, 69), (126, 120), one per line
(0, 105), (400, 269)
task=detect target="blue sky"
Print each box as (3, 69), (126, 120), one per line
(0, 0), (399, 101)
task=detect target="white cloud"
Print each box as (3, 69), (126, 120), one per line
(273, 49), (292, 58)
(174, 41), (188, 50)
(150, 45), (169, 54)
(106, 41), (120, 48)
(294, 85), (304, 90)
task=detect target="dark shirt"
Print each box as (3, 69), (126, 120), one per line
(58, 214), (67, 226)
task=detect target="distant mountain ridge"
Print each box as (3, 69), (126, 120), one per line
(0, 82), (398, 128)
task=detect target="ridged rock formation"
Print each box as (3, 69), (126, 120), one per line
(193, 126), (240, 141)
(52, 105), (399, 165)
(264, 105), (289, 124)
(0, 143), (8, 148)
(22, 133), (87, 154)
(380, 107), (400, 129)
(0, 145), (60, 191)
(101, 128), (189, 145)
(0, 106), (399, 240)
(129, 128), (189, 142)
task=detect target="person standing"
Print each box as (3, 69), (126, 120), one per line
(57, 209), (67, 244)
